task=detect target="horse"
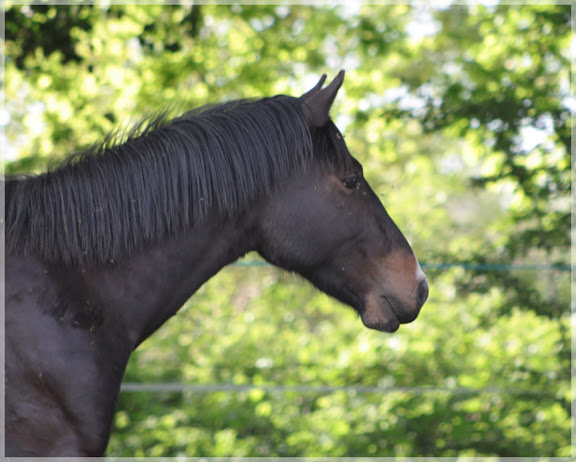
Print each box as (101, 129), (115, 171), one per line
(4, 71), (429, 456)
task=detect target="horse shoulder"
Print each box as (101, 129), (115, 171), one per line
(5, 255), (123, 456)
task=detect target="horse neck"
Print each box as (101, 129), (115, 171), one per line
(86, 212), (257, 349)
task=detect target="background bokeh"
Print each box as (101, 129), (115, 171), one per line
(4, 2), (571, 457)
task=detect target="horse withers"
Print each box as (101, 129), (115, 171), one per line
(5, 71), (428, 456)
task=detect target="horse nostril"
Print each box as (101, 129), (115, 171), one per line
(416, 279), (429, 307)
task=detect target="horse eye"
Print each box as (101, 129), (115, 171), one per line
(342, 176), (360, 190)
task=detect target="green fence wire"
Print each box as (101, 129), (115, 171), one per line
(233, 260), (572, 272)
(119, 382), (562, 397)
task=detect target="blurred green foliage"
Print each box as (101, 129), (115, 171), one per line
(5, 2), (570, 457)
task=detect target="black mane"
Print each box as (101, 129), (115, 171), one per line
(6, 95), (353, 267)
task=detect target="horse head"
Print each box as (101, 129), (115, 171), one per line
(256, 71), (428, 332)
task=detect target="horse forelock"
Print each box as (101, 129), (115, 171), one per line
(6, 95), (353, 267)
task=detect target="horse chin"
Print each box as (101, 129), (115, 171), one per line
(359, 293), (401, 333)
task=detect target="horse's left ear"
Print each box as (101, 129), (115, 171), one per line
(300, 70), (345, 127)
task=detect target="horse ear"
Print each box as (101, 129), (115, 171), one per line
(300, 70), (345, 127)
(300, 74), (327, 100)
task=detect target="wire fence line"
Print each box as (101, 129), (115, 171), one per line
(233, 260), (572, 272)
(119, 382), (561, 397)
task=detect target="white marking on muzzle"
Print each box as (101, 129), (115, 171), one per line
(414, 257), (426, 283)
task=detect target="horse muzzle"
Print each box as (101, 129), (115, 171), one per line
(360, 278), (429, 333)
